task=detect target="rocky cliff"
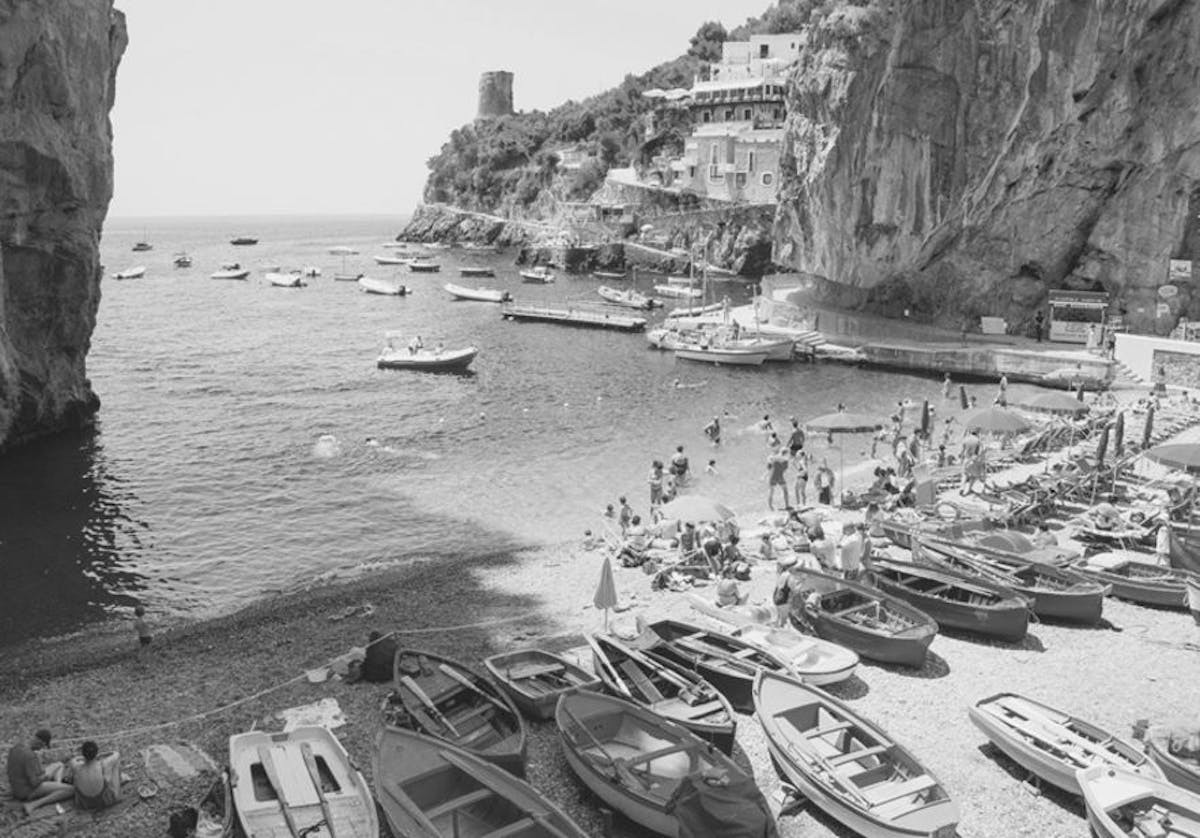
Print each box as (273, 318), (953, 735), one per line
(0, 1), (126, 451)
(775, 0), (1200, 333)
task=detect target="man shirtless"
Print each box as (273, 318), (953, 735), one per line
(7, 730), (73, 816)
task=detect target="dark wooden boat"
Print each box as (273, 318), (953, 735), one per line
(916, 537), (1107, 625)
(1079, 765), (1200, 838)
(1070, 552), (1189, 609)
(373, 725), (588, 838)
(755, 670), (959, 837)
(861, 556), (1030, 641)
(458, 266), (495, 278)
(409, 261), (442, 273)
(634, 618), (791, 713)
(1146, 726), (1200, 795)
(482, 649), (601, 721)
(589, 634), (735, 754)
(389, 649), (527, 776)
(788, 567), (938, 668)
(555, 690), (771, 837)
(968, 693), (1162, 795)
(230, 236), (258, 245)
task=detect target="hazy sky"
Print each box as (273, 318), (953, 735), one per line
(109, 0), (770, 218)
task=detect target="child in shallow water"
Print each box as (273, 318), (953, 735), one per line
(133, 605), (151, 650)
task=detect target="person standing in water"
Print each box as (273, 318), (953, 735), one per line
(703, 416), (721, 446)
(942, 372), (952, 399)
(765, 446), (791, 510)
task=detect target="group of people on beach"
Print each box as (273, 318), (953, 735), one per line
(6, 730), (121, 817)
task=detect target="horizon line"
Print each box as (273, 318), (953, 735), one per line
(106, 210), (417, 221)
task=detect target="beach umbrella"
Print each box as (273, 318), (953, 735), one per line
(1144, 444), (1200, 475)
(1143, 406), (1156, 449)
(919, 400), (930, 437)
(1094, 425), (1110, 469)
(961, 406), (1031, 435)
(593, 556), (618, 630)
(959, 385), (969, 410)
(659, 495), (735, 523)
(1112, 412), (1125, 459)
(805, 412), (883, 433)
(328, 245), (358, 255)
(1077, 385), (1085, 402)
(1016, 391), (1090, 416)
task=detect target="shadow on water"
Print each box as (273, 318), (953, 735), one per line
(0, 428), (149, 643)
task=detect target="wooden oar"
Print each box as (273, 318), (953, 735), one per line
(400, 674), (460, 737)
(559, 704), (652, 790)
(438, 664), (512, 715)
(784, 741), (873, 809)
(585, 635), (633, 699)
(299, 742), (340, 838)
(256, 746), (303, 838)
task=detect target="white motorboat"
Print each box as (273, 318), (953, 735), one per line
(676, 345), (768, 366)
(597, 285), (658, 310)
(373, 254), (409, 266)
(267, 272), (306, 288)
(211, 263), (250, 280)
(377, 345), (478, 371)
(653, 284), (703, 299)
(358, 277), (408, 296)
(111, 266), (146, 280)
(459, 266), (495, 277)
(519, 266), (554, 283)
(444, 282), (510, 303)
(172, 253), (192, 268)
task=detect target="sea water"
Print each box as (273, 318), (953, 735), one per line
(0, 215), (1019, 645)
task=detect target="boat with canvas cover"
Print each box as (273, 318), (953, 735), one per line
(914, 537), (1107, 624)
(861, 555), (1030, 641)
(358, 277), (408, 296)
(483, 649), (601, 721)
(589, 633), (736, 754)
(968, 693), (1163, 795)
(373, 725), (588, 838)
(444, 282), (510, 303)
(634, 618), (791, 713)
(229, 725), (379, 838)
(1078, 765), (1200, 837)
(787, 567), (938, 668)
(555, 690), (772, 836)
(388, 649), (526, 775)
(1070, 552), (1189, 609)
(597, 285), (659, 309)
(377, 345), (478, 372)
(755, 671), (959, 838)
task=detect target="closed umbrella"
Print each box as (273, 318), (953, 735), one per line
(1077, 385), (1085, 402)
(919, 400), (930, 438)
(961, 407), (1031, 435)
(1095, 425), (1110, 469)
(1112, 412), (1125, 459)
(805, 413), (884, 506)
(959, 385), (969, 410)
(1142, 406), (1156, 449)
(593, 557), (618, 630)
(659, 495), (735, 524)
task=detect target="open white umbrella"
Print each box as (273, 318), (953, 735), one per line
(805, 413), (884, 507)
(659, 495), (735, 524)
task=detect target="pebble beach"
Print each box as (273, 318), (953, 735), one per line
(2, 386), (1198, 838)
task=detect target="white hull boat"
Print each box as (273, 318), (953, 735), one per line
(1079, 765), (1200, 838)
(653, 284), (703, 299)
(520, 267), (555, 283)
(373, 254), (409, 265)
(377, 346), (478, 371)
(444, 282), (510, 303)
(112, 266), (146, 279)
(597, 285), (658, 309)
(211, 267), (250, 280)
(358, 277), (408, 296)
(675, 346), (768, 366)
(267, 272), (306, 288)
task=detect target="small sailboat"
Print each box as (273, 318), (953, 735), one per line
(408, 260), (441, 273)
(229, 726), (379, 838)
(328, 246), (359, 255)
(593, 270), (627, 280)
(131, 241), (152, 252)
(675, 345), (769, 366)
(173, 253), (192, 268)
(519, 266), (554, 283)
(483, 649), (601, 721)
(211, 263), (250, 280)
(374, 725), (588, 837)
(111, 266), (146, 280)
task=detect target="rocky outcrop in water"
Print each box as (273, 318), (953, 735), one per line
(0, 1), (127, 452)
(775, 0), (1200, 333)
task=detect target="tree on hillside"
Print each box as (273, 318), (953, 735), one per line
(688, 21), (727, 62)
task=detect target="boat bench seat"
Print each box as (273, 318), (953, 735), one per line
(805, 720), (853, 739)
(829, 745), (888, 767)
(482, 816), (537, 838)
(863, 775), (937, 807)
(832, 602), (878, 619)
(505, 662), (565, 681)
(622, 742), (694, 769)
(733, 648), (758, 659)
(451, 703), (494, 725)
(426, 788), (494, 820)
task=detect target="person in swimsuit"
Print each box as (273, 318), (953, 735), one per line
(71, 741), (121, 811)
(765, 446), (790, 510)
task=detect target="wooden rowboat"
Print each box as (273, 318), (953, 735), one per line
(389, 649), (527, 775)
(968, 693), (1162, 795)
(358, 276), (408, 296)
(229, 726), (379, 838)
(589, 633), (736, 754)
(519, 267), (554, 283)
(755, 670), (959, 837)
(916, 537), (1106, 624)
(409, 261), (441, 273)
(592, 270), (627, 280)
(555, 690), (771, 837)
(634, 618), (791, 713)
(1070, 552), (1189, 609)
(373, 725), (588, 838)
(458, 266), (495, 278)
(1188, 573), (1200, 625)
(1078, 765), (1200, 837)
(597, 285), (658, 310)
(787, 568), (938, 668)
(444, 282), (510, 303)
(1145, 725), (1200, 795)
(862, 555), (1030, 641)
(482, 649), (601, 721)
(686, 594), (859, 686)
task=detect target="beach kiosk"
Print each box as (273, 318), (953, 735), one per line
(1047, 290), (1109, 343)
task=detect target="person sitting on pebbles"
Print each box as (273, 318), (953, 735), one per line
(6, 729), (74, 816)
(69, 741), (122, 811)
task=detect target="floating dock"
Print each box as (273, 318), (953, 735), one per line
(502, 303), (647, 332)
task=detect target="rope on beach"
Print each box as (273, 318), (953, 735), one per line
(48, 612), (539, 747)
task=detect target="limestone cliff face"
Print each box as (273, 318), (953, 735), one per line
(0, 1), (126, 451)
(775, 0), (1200, 333)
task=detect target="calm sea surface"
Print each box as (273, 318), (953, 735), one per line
(0, 215), (1015, 645)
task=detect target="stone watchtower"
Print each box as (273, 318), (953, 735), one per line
(477, 71), (514, 119)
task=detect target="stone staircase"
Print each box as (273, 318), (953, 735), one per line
(1110, 358), (1150, 389)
